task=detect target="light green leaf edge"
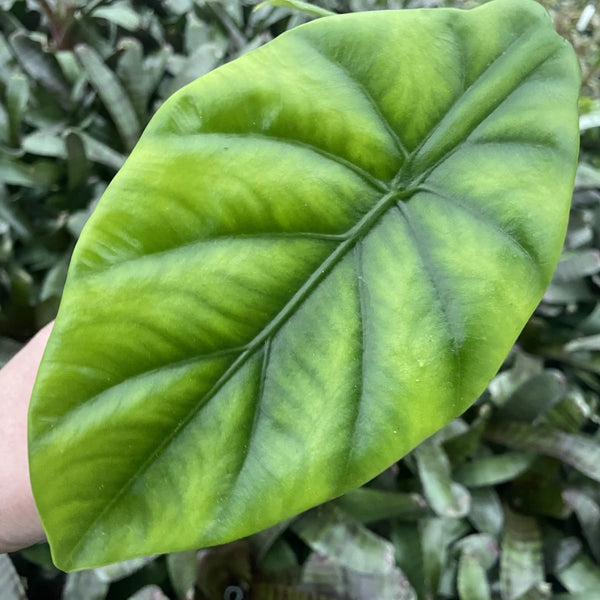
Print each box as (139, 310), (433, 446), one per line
(29, 0), (580, 571)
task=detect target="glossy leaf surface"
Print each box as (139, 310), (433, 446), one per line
(29, 0), (579, 571)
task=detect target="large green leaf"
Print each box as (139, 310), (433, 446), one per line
(29, 0), (579, 571)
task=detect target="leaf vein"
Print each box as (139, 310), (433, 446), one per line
(395, 202), (463, 406)
(341, 243), (368, 486)
(296, 39), (409, 162)
(404, 26), (562, 186)
(198, 131), (390, 193)
(420, 186), (539, 267)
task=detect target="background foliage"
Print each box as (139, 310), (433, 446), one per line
(1, 0), (599, 599)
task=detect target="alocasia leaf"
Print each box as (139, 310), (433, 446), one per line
(29, 0), (579, 571)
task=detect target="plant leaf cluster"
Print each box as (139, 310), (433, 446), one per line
(1, 0), (600, 599)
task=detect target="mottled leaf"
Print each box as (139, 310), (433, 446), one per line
(500, 506), (545, 600)
(292, 505), (396, 575)
(300, 553), (416, 600)
(485, 421), (600, 482)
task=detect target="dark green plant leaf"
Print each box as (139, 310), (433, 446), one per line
(500, 506), (545, 600)
(454, 451), (536, 488)
(257, 537), (298, 573)
(544, 532), (582, 576)
(487, 351), (543, 406)
(334, 487), (428, 523)
(263, 540), (299, 574)
(165, 43), (226, 96)
(0, 155), (54, 187)
(543, 391), (591, 433)
(6, 71), (28, 146)
(299, 552), (416, 600)
(74, 44), (141, 151)
(0, 554), (26, 600)
(250, 520), (293, 563)
(92, 1), (142, 31)
(554, 250), (600, 281)
(468, 487), (504, 536)
(495, 370), (566, 423)
(420, 517), (451, 599)
(65, 130), (90, 190)
(62, 570), (109, 600)
(8, 32), (71, 109)
(77, 131), (126, 170)
(562, 488), (600, 563)
(16, 542), (56, 569)
(556, 552), (600, 594)
(565, 334), (600, 352)
(457, 551), (491, 600)
(166, 550), (199, 600)
(415, 440), (471, 517)
(509, 459), (570, 519)
(0, 189), (32, 240)
(29, 0), (580, 571)
(390, 522), (425, 598)
(22, 130), (68, 158)
(443, 408), (490, 466)
(292, 505), (397, 576)
(484, 421), (600, 482)
(23, 126), (125, 169)
(116, 40), (169, 124)
(452, 533), (499, 570)
(575, 162), (600, 190)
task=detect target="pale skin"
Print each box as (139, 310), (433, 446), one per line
(0, 322), (52, 553)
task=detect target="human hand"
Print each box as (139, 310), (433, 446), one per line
(0, 322), (53, 553)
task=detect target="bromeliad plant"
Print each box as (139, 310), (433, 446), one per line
(28, 0), (580, 572)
